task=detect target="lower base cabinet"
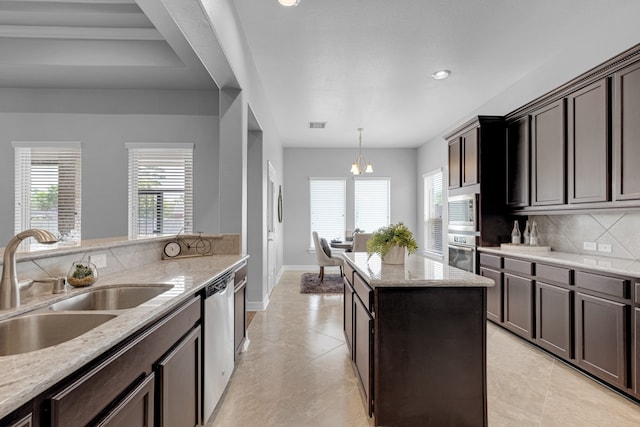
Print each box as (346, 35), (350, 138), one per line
(480, 267), (503, 323)
(344, 262), (489, 426)
(95, 374), (155, 427)
(576, 292), (628, 389)
(635, 306), (640, 398)
(343, 280), (354, 355)
(504, 273), (534, 339)
(234, 262), (248, 356)
(156, 326), (201, 427)
(47, 296), (202, 427)
(536, 281), (573, 359)
(353, 296), (373, 417)
(481, 252), (639, 400)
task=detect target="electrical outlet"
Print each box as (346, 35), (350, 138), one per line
(91, 253), (107, 268)
(583, 242), (597, 251)
(597, 243), (612, 253)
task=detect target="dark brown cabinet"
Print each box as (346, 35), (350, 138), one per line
(480, 267), (503, 323)
(234, 263), (248, 356)
(535, 281), (573, 359)
(567, 78), (610, 204)
(343, 280), (354, 355)
(635, 305), (640, 398)
(614, 60), (640, 201)
(503, 273), (535, 339)
(156, 326), (201, 427)
(531, 99), (566, 206)
(462, 127), (479, 187)
(447, 117), (503, 191)
(480, 251), (640, 398)
(353, 295), (373, 416)
(95, 374), (155, 427)
(575, 292), (628, 389)
(48, 296), (201, 427)
(506, 116), (530, 207)
(448, 138), (461, 189)
(343, 256), (489, 426)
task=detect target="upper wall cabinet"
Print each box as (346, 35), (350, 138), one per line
(567, 78), (610, 204)
(531, 99), (566, 206)
(448, 137), (462, 189)
(506, 116), (530, 208)
(614, 61), (640, 201)
(448, 127), (478, 189)
(446, 116), (504, 194)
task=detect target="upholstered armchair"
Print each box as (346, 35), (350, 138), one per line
(352, 232), (373, 252)
(312, 231), (344, 281)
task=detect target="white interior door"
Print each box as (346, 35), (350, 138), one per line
(267, 162), (277, 294)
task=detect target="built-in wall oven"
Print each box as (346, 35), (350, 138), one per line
(447, 193), (479, 273)
(448, 233), (477, 273)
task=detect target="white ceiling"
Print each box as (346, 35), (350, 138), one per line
(234, 0), (640, 148)
(3, 1), (640, 149)
(0, 0), (215, 90)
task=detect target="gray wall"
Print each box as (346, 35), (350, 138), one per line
(283, 147), (417, 266)
(0, 88), (219, 243)
(416, 137), (448, 261)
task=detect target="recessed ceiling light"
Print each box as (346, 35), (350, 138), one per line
(278, 0), (300, 6)
(432, 69), (451, 80)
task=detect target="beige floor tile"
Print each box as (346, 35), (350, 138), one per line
(207, 270), (640, 427)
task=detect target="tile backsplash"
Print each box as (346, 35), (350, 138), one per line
(531, 212), (640, 261)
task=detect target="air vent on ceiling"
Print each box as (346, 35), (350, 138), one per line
(309, 121), (326, 129)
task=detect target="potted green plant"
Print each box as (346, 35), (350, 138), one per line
(366, 222), (418, 264)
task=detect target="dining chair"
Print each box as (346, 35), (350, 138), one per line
(312, 231), (344, 281)
(352, 233), (373, 252)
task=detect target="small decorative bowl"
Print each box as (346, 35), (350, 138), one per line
(67, 261), (98, 287)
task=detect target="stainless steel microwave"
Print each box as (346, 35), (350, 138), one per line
(447, 193), (478, 232)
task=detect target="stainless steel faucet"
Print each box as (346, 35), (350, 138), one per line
(0, 229), (58, 309)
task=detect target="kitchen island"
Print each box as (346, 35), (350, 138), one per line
(342, 252), (494, 427)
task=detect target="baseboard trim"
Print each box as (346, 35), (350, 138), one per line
(247, 294), (270, 311)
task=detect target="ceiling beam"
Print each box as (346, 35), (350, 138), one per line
(0, 25), (162, 40)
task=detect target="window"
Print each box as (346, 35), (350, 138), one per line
(13, 141), (82, 247)
(127, 143), (194, 238)
(424, 169), (443, 255)
(309, 178), (346, 248)
(354, 178), (390, 233)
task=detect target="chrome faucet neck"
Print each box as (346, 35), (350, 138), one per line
(0, 229), (58, 310)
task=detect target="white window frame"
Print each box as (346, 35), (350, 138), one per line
(354, 177), (390, 233)
(126, 142), (194, 239)
(309, 178), (346, 249)
(423, 168), (444, 257)
(13, 141), (82, 248)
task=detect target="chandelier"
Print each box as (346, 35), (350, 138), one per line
(350, 128), (374, 175)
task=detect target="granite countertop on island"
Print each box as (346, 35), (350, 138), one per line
(0, 253), (247, 420)
(342, 252), (494, 288)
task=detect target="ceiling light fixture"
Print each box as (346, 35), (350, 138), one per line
(278, 0), (300, 6)
(432, 69), (451, 80)
(350, 128), (373, 175)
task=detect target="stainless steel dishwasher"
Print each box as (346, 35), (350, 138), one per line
(202, 271), (235, 422)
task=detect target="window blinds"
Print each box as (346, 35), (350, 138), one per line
(309, 178), (346, 248)
(424, 170), (443, 254)
(354, 178), (390, 233)
(127, 143), (194, 238)
(13, 142), (82, 246)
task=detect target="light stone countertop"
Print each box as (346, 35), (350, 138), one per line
(343, 252), (494, 287)
(0, 254), (248, 420)
(478, 247), (640, 277)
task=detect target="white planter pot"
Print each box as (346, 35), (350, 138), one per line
(382, 245), (405, 265)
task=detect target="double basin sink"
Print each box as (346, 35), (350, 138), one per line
(0, 285), (173, 357)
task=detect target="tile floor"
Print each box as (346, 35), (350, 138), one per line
(207, 270), (640, 426)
